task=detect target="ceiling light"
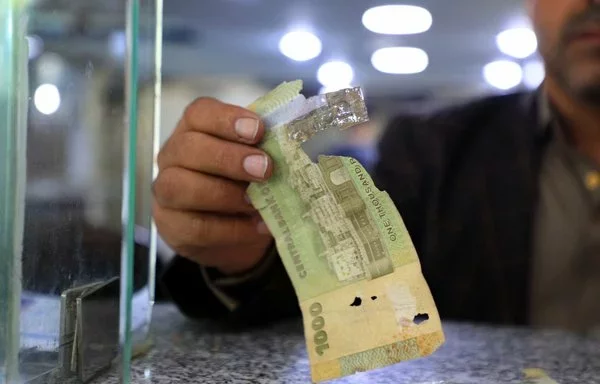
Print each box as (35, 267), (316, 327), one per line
(317, 61), (354, 88)
(496, 27), (538, 59)
(362, 5), (432, 35)
(34, 83), (61, 115)
(483, 60), (523, 90)
(371, 47), (428, 74)
(523, 60), (545, 89)
(278, 30), (322, 62)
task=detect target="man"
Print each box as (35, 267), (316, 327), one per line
(153, 0), (600, 331)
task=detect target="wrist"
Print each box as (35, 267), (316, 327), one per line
(215, 240), (274, 277)
(212, 242), (277, 283)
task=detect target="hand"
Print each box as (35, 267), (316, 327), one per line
(153, 97), (274, 275)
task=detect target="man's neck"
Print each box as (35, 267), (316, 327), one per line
(544, 77), (600, 165)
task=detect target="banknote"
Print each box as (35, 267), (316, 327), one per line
(522, 368), (560, 384)
(246, 80), (444, 382)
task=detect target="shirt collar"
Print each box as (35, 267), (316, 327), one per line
(536, 86), (600, 201)
(535, 86), (572, 144)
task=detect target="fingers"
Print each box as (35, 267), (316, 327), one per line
(153, 203), (270, 251)
(157, 131), (273, 182)
(153, 167), (255, 214)
(153, 96), (276, 273)
(179, 97), (265, 145)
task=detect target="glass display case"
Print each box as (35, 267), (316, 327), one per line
(0, 0), (162, 382)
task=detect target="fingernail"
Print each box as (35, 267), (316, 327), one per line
(244, 193), (253, 205)
(235, 118), (259, 141)
(257, 220), (271, 235)
(243, 154), (268, 179)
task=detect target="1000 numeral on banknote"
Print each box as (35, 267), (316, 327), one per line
(246, 80), (445, 382)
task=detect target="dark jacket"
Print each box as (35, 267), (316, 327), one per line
(160, 90), (548, 327)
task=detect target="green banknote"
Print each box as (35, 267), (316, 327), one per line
(522, 369), (561, 384)
(246, 80), (444, 382)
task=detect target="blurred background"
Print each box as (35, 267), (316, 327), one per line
(4, 1), (547, 379)
(22, 0), (544, 291)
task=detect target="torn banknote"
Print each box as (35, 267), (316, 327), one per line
(246, 80), (445, 382)
(522, 368), (561, 384)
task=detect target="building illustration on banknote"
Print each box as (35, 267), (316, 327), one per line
(277, 125), (394, 283)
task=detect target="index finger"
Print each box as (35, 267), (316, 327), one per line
(177, 97), (265, 145)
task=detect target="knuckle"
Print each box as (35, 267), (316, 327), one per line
(151, 200), (165, 226)
(157, 133), (187, 168)
(156, 150), (166, 170)
(182, 131), (203, 155)
(181, 132), (207, 161)
(164, 132), (205, 167)
(169, 132), (188, 153)
(156, 139), (172, 169)
(153, 168), (179, 205)
(212, 145), (236, 171)
(206, 179), (233, 206)
(183, 97), (218, 124)
(190, 215), (211, 243)
(152, 205), (182, 249)
(229, 218), (251, 244)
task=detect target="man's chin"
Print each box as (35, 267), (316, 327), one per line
(568, 70), (600, 106)
(578, 86), (600, 106)
(573, 80), (600, 105)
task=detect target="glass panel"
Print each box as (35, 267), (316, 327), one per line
(0, 1), (28, 382)
(0, 0), (160, 382)
(119, 0), (162, 381)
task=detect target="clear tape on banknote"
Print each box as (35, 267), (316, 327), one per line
(255, 81), (369, 142)
(247, 80), (445, 383)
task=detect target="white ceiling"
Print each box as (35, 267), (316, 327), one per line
(161, 0), (536, 97)
(30, 0), (539, 99)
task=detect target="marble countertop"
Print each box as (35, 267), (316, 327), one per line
(102, 304), (600, 384)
